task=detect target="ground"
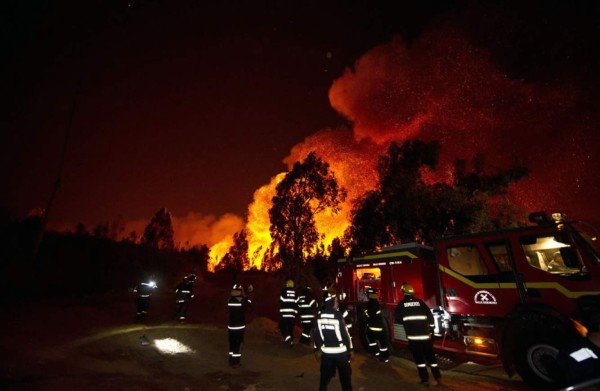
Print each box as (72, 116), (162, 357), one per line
(0, 275), (531, 391)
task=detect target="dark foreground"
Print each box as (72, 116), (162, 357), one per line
(0, 290), (531, 391)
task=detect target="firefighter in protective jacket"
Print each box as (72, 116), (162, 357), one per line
(363, 287), (390, 362)
(227, 283), (251, 367)
(364, 288), (390, 362)
(394, 283), (442, 386)
(279, 279), (298, 345)
(338, 292), (353, 339)
(298, 285), (318, 344)
(175, 274), (196, 321)
(313, 289), (353, 391)
(133, 276), (157, 317)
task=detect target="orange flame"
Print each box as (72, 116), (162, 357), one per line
(208, 173), (286, 271)
(209, 128), (382, 270)
(209, 28), (600, 270)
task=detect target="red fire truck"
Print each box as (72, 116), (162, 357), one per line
(336, 212), (600, 388)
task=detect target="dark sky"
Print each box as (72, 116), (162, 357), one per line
(1, 1), (425, 220)
(2, 1), (600, 244)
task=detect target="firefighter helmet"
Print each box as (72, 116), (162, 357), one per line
(187, 273), (197, 283)
(286, 280), (294, 288)
(367, 287), (379, 300)
(231, 283), (243, 297)
(402, 283), (415, 295)
(323, 288), (336, 302)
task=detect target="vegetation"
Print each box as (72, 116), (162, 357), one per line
(0, 211), (208, 301)
(344, 140), (529, 254)
(143, 207), (175, 250)
(216, 229), (250, 274)
(0, 138), (530, 296)
(268, 151), (346, 277)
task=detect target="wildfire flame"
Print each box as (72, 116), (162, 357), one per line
(208, 28), (600, 270)
(208, 129), (381, 271)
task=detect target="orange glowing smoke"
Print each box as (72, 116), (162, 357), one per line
(209, 28), (600, 270)
(208, 128), (382, 271)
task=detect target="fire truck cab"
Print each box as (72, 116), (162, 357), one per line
(337, 212), (600, 388)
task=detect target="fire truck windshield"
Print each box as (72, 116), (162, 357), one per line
(572, 222), (600, 265)
(521, 235), (584, 275)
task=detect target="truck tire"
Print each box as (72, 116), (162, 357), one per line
(513, 331), (566, 389)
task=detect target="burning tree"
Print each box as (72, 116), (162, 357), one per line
(216, 229), (250, 274)
(143, 207), (175, 250)
(345, 140), (529, 253)
(269, 151), (346, 277)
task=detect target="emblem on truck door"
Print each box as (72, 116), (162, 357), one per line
(474, 290), (498, 305)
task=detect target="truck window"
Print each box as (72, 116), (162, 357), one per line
(447, 245), (488, 276)
(572, 222), (600, 265)
(485, 242), (513, 272)
(520, 235), (583, 275)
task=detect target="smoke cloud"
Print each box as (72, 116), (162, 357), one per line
(327, 29), (599, 219)
(208, 26), (600, 267)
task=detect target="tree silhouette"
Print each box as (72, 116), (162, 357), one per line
(75, 223), (89, 236)
(185, 244), (209, 272)
(92, 222), (110, 239)
(216, 229), (249, 274)
(143, 207), (175, 250)
(345, 140), (528, 253)
(346, 140), (440, 252)
(269, 151), (346, 276)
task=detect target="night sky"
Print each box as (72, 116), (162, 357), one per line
(2, 1), (600, 248)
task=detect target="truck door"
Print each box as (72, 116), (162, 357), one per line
(484, 240), (527, 310)
(439, 241), (518, 317)
(515, 232), (595, 315)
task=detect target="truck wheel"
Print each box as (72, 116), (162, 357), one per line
(513, 333), (564, 389)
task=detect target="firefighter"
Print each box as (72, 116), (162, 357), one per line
(320, 280), (335, 307)
(227, 283), (251, 367)
(133, 276), (157, 318)
(321, 284), (330, 305)
(313, 288), (353, 391)
(279, 279), (298, 345)
(363, 287), (390, 362)
(338, 292), (354, 339)
(175, 274), (196, 321)
(394, 283), (442, 386)
(297, 285), (318, 345)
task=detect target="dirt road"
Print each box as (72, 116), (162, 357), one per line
(0, 292), (529, 390)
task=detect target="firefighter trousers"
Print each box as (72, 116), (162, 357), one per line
(279, 317), (295, 343)
(176, 300), (189, 319)
(300, 321), (313, 344)
(228, 329), (245, 365)
(135, 296), (150, 315)
(408, 340), (441, 382)
(319, 352), (352, 391)
(366, 328), (390, 360)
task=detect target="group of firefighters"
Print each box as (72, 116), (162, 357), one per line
(229, 278), (442, 390)
(133, 273), (197, 321)
(133, 275), (442, 389)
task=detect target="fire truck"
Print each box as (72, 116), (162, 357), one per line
(336, 212), (600, 388)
